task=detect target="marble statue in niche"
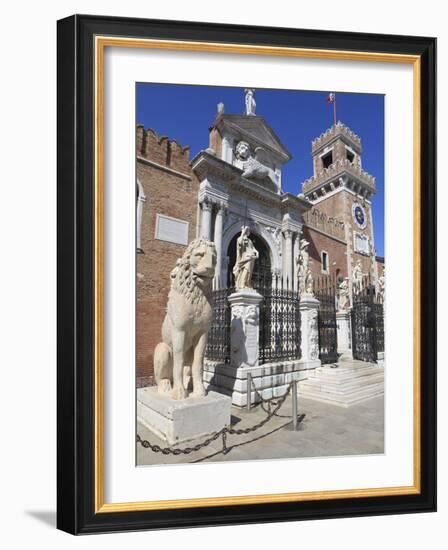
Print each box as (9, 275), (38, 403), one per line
(233, 226), (259, 290)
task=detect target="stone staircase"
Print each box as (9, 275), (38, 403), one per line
(297, 359), (384, 407)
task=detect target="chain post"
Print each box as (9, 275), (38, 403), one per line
(246, 372), (252, 412)
(292, 379), (298, 431)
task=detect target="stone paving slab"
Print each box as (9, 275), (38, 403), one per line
(136, 392), (384, 466)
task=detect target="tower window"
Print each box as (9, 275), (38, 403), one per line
(321, 151), (333, 169)
(321, 251), (329, 273)
(346, 149), (355, 163)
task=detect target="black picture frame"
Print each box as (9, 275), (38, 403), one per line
(57, 14), (436, 535)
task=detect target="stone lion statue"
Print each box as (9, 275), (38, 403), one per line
(235, 140), (251, 161)
(235, 141), (279, 190)
(154, 238), (217, 400)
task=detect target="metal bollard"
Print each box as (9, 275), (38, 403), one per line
(292, 380), (298, 431)
(246, 372), (252, 412)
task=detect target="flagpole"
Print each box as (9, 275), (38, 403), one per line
(333, 93), (337, 126)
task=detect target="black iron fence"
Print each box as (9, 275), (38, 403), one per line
(205, 287), (232, 363)
(314, 276), (338, 364)
(351, 279), (384, 362)
(256, 275), (301, 365)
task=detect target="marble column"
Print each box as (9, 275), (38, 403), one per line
(200, 198), (213, 241)
(299, 295), (321, 364)
(214, 202), (226, 288)
(283, 230), (293, 289)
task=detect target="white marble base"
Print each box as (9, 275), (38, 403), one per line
(137, 387), (231, 445)
(228, 289), (263, 368)
(204, 359), (320, 407)
(298, 362), (384, 407)
(336, 310), (352, 355)
(299, 295), (321, 361)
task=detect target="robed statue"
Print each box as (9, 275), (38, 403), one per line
(233, 226), (259, 290)
(338, 277), (350, 310)
(296, 239), (314, 296)
(245, 89), (256, 116)
(378, 274), (385, 302)
(352, 260), (364, 293)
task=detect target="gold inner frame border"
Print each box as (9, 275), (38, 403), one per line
(94, 35), (421, 514)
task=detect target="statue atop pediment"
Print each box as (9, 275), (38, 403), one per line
(245, 88), (256, 116)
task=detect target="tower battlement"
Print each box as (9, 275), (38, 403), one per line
(301, 121), (374, 201)
(312, 121), (362, 153)
(136, 124), (191, 173)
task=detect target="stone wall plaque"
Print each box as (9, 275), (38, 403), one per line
(155, 214), (189, 245)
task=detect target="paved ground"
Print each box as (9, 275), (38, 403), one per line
(137, 390), (384, 466)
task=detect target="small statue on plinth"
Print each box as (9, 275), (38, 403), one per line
(297, 239), (314, 296)
(153, 238), (217, 400)
(338, 277), (350, 310)
(378, 273), (385, 302)
(233, 226), (259, 290)
(352, 260), (364, 293)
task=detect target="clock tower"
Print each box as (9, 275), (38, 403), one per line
(301, 122), (379, 295)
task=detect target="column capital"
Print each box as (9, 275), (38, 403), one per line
(200, 197), (213, 212)
(216, 201), (228, 215)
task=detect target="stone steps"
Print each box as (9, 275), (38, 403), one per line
(298, 363), (384, 407)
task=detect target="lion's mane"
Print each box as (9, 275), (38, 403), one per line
(169, 238), (213, 306)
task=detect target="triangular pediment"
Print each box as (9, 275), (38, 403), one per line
(214, 115), (292, 162)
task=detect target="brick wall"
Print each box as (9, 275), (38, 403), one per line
(376, 258), (385, 278)
(136, 127), (198, 385)
(309, 189), (376, 280)
(303, 225), (348, 281)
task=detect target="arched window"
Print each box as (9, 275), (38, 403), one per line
(136, 179), (146, 254)
(321, 250), (329, 273)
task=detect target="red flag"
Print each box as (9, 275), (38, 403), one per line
(327, 92), (337, 125)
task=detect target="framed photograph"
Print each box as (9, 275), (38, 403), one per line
(57, 14), (436, 534)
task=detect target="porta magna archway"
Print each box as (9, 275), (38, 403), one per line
(206, 230), (302, 366)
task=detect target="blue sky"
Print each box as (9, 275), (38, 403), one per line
(137, 84), (384, 256)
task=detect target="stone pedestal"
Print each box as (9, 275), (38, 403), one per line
(137, 387), (231, 445)
(336, 310), (352, 356)
(299, 295), (321, 364)
(203, 289), (319, 407)
(228, 289), (263, 368)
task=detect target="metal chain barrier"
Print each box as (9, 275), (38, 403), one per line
(136, 381), (295, 457)
(249, 377), (295, 419)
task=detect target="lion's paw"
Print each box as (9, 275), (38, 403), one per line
(171, 386), (187, 400)
(191, 385), (206, 398)
(157, 379), (172, 394)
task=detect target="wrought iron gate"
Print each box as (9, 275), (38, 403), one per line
(351, 282), (384, 362)
(314, 276), (338, 364)
(206, 274), (302, 366)
(256, 274), (301, 365)
(205, 287), (232, 363)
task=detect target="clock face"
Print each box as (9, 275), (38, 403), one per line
(352, 203), (367, 228)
